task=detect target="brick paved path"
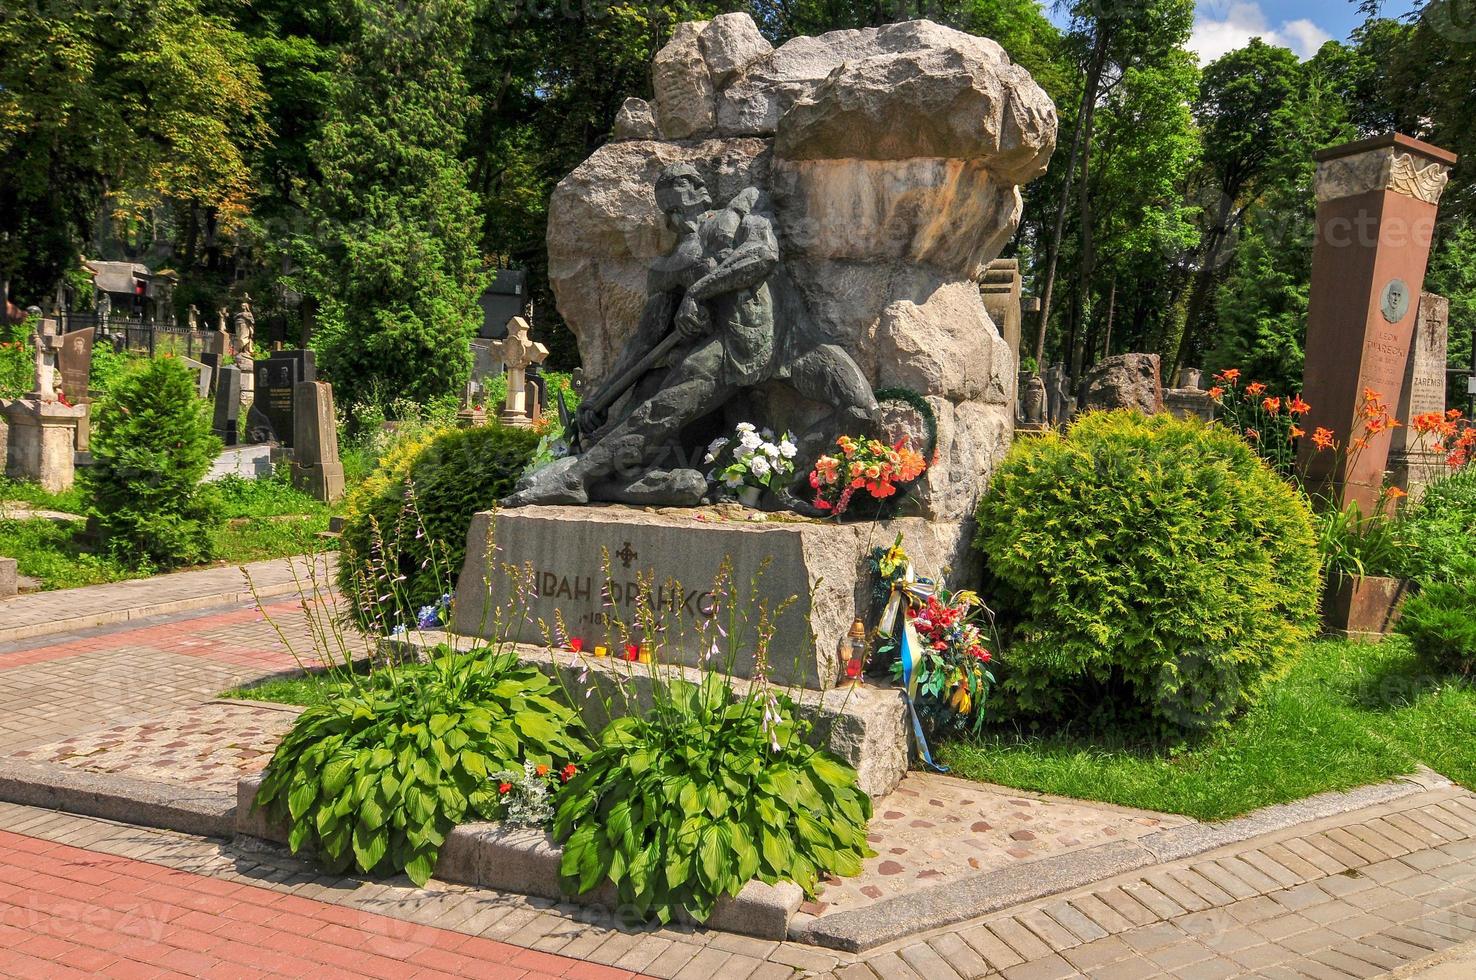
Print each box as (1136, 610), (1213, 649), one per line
(0, 599), (323, 752)
(0, 555), (329, 645)
(0, 825), (633, 979)
(5, 786), (1476, 979)
(3, 578), (1476, 977)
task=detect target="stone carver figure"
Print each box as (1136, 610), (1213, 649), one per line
(505, 163), (877, 507)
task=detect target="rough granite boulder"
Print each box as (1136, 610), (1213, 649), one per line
(547, 15), (1056, 524)
(1082, 353), (1166, 415)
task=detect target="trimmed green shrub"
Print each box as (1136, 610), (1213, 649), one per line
(1395, 581), (1476, 676)
(975, 410), (1321, 733)
(339, 422), (539, 629)
(1395, 468), (1476, 584)
(554, 676), (873, 923)
(84, 356), (222, 568)
(255, 646), (587, 885)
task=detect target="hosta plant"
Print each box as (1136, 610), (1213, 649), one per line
(256, 646), (587, 885)
(553, 675), (873, 924)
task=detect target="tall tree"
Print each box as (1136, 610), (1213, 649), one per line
(0, 0), (267, 305)
(1169, 40), (1311, 375)
(297, 0), (484, 408)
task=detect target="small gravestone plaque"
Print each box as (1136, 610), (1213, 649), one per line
(181, 356), (213, 399)
(199, 351), (221, 397)
(57, 327), (94, 404)
(253, 349), (316, 445)
(214, 364), (241, 447)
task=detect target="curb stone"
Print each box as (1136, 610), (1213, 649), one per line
(0, 758), (235, 838)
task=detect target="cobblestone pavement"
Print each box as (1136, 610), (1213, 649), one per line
(12, 701), (302, 794)
(5, 784), (1476, 978)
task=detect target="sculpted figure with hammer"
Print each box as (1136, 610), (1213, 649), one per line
(505, 163), (876, 508)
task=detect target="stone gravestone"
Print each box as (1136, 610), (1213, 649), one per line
(213, 364), (241, 447)
(199, 351), (221, 397)
(978, 258), (1023, 364)
(181, 356), (213, 399)
(252, 350), (314, 446)
(1297, 133), (1455, 515)
(0, 314), (86, 492)
(454, 15), (1057, 692)
(489, 316), (547, 427)
(1388, 292), (1450, 498)
(56, 327), (94, 451)
(290, 381), (344, 503)
(56, 328), (93, 405)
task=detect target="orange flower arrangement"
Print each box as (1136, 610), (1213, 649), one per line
(810, 434), (927, 516)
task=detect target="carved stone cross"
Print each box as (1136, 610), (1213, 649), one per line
(490, 316), (548, 427)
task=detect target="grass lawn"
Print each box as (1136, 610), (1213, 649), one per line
(0, 473), (336, 591)
(939, 637), (1476, 822)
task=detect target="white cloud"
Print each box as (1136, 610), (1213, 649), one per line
(1188, 1), (1333, 63)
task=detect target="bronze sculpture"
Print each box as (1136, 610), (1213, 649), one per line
(505, 163), (877, 507)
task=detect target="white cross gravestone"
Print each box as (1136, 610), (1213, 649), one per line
(489, 316), (548, 427)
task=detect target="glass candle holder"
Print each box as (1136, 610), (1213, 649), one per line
(840, 618), (867, 686)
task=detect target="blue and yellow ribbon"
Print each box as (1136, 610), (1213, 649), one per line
(876, 563), (948, 773)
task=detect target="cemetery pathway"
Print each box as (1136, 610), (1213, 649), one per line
(3, 573), (1476, 976)
(0, 554), (327, 646)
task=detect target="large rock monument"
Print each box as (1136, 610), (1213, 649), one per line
(457, 16), (1055, 697)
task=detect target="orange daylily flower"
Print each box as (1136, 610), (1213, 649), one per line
(1245, 382), (1267, 397)
(1207, 386), (1225, 401)
(1288, 395), (1311, 415)
(1216, 368), (1241, 384)
(1387, 487), (1408, 501)
(1289, 425), (1305, 440)
(1312, 427), (1336, 451)
(1262, 396), (1280, 414)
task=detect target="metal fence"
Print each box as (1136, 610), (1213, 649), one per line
(59, 313), (229, 360)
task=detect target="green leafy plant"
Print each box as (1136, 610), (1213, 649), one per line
(84, 355), (222, 567)
(1315, 500), (1408, 580)
(975, 410), (1321, 733)
(255, 646), (587, 885)
(1394, 468), (1476, 584)
(1395, 581), (1476, 677)
(553, 675), (873, 924)
(339, 422), (539, 628)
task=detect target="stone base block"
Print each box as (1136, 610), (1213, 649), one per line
(0, 557), (16, 598)
(1, 398), (86, 493)
(452, 504), (975, 690)
(291, 461), (345, 503)
(383, 629), (909, 799)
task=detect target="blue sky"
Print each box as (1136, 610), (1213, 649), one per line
(1044, 0), (1422, 61)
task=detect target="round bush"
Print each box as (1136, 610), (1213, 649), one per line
(339, 422), (538, 629)
(1395, 581), (1476, 676)
(974, 410), (1320, 733)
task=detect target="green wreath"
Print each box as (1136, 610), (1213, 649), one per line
(873, 385), (939, 463)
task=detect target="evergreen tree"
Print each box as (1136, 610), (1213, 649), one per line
(297, 0), (484, 409)
(85, 357), (222, 568)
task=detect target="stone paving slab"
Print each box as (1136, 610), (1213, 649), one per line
(0, 553), (333, 644)
(809, 772), (1189, 919)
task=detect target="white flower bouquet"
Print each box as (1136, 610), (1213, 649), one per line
(704, 422), (798, 500)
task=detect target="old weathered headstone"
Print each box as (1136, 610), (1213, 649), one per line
(0, 314), (85, 492)
(199, 351), (221, 397)
(56, 328), (93, 404)
(1388, 292), (1450, 497)
(213, 364), (241, 447)
(979, 258), (1023, 364)
(1297, 133), (1455, 514)
(490, 316), (548, 427)
(1082, 353), (1164, 414)
(290, 381), (344, 503)
(181, 356), (213, 399)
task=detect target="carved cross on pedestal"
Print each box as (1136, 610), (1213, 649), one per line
(489, 315), (548, 427)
